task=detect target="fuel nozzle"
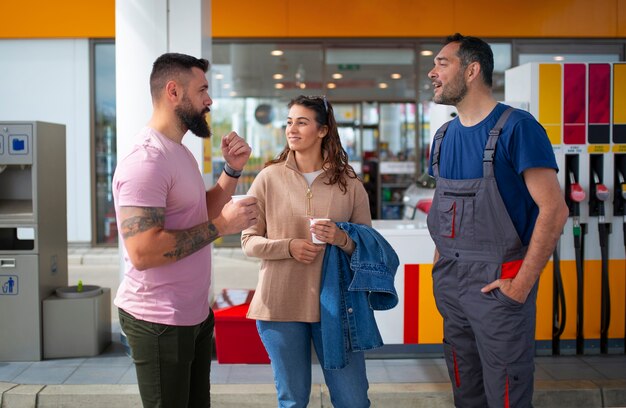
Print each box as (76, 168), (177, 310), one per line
(569, 171), (585, 240)
(593, 171), (609, 223)
(593, 172), (610, 202)
(569, 171), (586, 204)
(618, 170), (626, 223)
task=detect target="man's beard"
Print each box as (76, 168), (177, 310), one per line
(433, 73), (468, 106)
(175, 96), (212, 138)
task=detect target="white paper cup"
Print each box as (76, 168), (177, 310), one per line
(310, 218), (331, 244)
(231, 195), (249, 202)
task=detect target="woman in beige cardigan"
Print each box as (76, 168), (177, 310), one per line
(241, 95), (372, 408)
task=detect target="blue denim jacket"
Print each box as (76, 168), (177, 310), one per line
(320, 222), (399, 369)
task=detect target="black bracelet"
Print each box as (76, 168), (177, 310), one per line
(223, 162), (242, 178)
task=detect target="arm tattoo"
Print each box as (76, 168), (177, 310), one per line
(121, 206), (221, 262)
(163, 221), (221, 261)
(121, 207), (165, 239)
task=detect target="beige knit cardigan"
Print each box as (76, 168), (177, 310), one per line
(241, 152), (371, 322)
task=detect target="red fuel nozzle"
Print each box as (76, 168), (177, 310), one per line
(569, 171), (586, 203)
(593, 172), (610, 202)
(595, 183), (609, 201)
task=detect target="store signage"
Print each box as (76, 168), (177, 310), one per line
(380, 161), (415, 174)
(338, 64), (360, 71)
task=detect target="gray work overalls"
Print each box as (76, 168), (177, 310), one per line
(427, 108), (537, 408)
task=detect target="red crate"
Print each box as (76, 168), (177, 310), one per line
(213, 303), (270, 364)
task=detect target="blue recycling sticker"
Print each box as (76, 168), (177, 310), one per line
(1, 275), (18, 295)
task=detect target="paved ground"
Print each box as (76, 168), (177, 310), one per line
(0, 245), (625, 407)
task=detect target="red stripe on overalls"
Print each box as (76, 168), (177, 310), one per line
(452, 348), (461, 387)
(505, 375), (510, 408)
(500, 259), (523, 280)
(404, 264), (419, 343)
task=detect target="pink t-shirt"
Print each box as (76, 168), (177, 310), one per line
(113, 127), (211, 326)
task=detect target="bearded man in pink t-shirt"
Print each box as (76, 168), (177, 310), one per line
(113, 53), (258, 408)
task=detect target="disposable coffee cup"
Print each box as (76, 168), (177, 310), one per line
(310, 218), (331, 244)
(231, 195), (249, 202)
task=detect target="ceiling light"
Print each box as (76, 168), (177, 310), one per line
(332, 73), (343, 80)
(222, 83), (231, 89)
(327, 83), (337, 89)
(273, 73), (284, 80)
(390, 73), (402, 79)
(275, 83), (284, 89)
(271, 49), (284, 56)
(229, 91), (237, 97)
(378, 83), (388, 89)
(299, 83), (306, 89)
(420, 50), (433, 56)
(214, 73), (224, 80)
(553, 56), (565, 61)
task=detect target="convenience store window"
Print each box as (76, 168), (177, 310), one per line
(210, 42), (419, 224)
(324, 47), (416, 101)
(91, 40), (117, 246)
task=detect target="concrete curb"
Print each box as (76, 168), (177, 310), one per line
(2, 380), (625, 408)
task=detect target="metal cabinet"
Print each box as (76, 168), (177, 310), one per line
(0, 122), (67, 361)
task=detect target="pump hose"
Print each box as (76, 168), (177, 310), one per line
(552, 247), (566, 355)
(574, 230), (585, 355)
(599, 223), (611, 354)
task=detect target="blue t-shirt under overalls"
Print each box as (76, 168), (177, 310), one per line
(429, 103), (558, 245)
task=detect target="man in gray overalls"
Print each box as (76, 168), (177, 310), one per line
(426, 34), (569, 407)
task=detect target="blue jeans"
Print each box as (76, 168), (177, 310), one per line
(257, 320), (370, 408)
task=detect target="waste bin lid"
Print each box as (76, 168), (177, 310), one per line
(56, 285), (102, 299)
(214, 303), (251, 321)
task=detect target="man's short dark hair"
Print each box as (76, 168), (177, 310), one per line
(150, 53), (210, 99)
(445, 33), (494, 87)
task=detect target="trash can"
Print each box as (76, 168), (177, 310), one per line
(43, 285), (111, 359)
(213, 289), (269, 364)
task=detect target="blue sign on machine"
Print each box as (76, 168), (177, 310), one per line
(1, 275), (18, 295)
(9, 135), (28, 155)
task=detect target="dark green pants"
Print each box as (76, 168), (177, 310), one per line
(119, 308), (215, 408)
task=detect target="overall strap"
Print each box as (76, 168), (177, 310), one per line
(483, 107), (515, 178)
(431, 120), (452, 178)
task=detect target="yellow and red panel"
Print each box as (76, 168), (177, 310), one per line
(404, 261), (625, 344)
(614, 63), (626, 144)
(563, 63), (587, 145)
(403, 263), (443, 344)
(587, 64), (611, 145)
(532, 260), (625, 341)
(538, 64), (563, 145)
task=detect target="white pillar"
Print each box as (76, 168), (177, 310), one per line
(116, 0), (211, 167)
(115, 0), (212, 300)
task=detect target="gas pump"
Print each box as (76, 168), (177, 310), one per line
(565, 156), (587, 355)
(552, 241), (566, 355)
(589, 155), (612, 353)
(614, 155), (626, 353)
(506, 61), (626, 356)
